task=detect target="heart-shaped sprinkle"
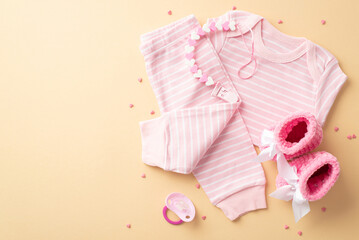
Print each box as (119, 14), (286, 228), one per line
(150, 110), (155, 115)
(347, 135), (352, 140)
(232, 6), (237, 10)
(353, 134), (357, 139)
(185, 52), (194, 60)
(229, 20), (236, 31)
(321, 19), (326, 25)
(186, 59), (195, 67)
(278, 19), (283, 24)
(202, 23), (210, 33)
(297, 231), (302, 236)
(199, 73), (208, 83)
(215, 20), (223, 31)
(284, 225), (289, 229)
(205, 77), (214, 86)
(185, 45), (194, 53)
(202, 216), (206, 220)
(126, 224), (131, 228)
(168, 10), (172, 15)
(334, 126), (339, 132)
(222, 21), (230, 31)
(138, 77), (142, 83)
(209, 22), (217, 32)
(129, 104), (134, 108)
(195, 183), (200, 189)
(321, 207), (326, 212)
(190, 65), (198, 73)
(141, 173), (146, 178)
(191, 32), (200, 40)
(188, 38), (196, 46)
(193, 70), (202, 78)
(197, 27), (205, 36)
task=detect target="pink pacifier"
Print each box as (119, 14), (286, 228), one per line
(162, 192), (196, 225)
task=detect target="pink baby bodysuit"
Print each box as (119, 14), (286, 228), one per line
(209, 11), (347, 145)
(139, 11), (346, 221)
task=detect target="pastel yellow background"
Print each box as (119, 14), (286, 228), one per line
(0, 0), (358, 239)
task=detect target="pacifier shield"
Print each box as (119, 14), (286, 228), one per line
(165, 192), (195, 223)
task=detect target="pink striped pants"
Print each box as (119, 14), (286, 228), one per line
(139, 15), (266, 220)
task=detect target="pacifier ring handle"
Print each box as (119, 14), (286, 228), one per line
(162, 206), (183, 225)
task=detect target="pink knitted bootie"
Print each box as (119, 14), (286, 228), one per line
(273, 112), (323, 159)
(276, 151), (340, 201)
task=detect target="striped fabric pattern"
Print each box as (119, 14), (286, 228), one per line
(138, 10), (346, 220)
(139, 13), (266, 220)
(209, 11), (347, 145)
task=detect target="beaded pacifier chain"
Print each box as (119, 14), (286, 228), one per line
(185, 19), (237, 86)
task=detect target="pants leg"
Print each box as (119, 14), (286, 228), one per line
(140, 102), (239, 173)
(139, 15), (266, 220)
(193, 111), (266, 220)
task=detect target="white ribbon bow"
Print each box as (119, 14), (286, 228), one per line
(252, 129), (310, 222)
(270, 168), (311, 222)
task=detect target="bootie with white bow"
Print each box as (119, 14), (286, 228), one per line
(254, 112), (324, 182)
(275, 151), (340, 202)
(273, 111), (323, 159)
(252, 112), (340, 222)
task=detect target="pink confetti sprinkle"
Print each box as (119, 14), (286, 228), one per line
(232, 6), (237, 10)
(284, 225), (289, 229)
(126, 224), (131, 228)
(334, 126), (339, 132)
(321, 207), (326, 212)
(138, 77), (142, 83)
(321, 19), (326, 25)
(353, 134), (357, 139)
(150, 110), (155, 115)
(141, 173), (146, 178)
(196, 183), (200, 189)
(129, 104), (134, 108)
(168, 10), (172, 15)
(278, 19), (283, 24)
(201, 216), (206, 220)
(347, 135), (352, 140)
(297, 231), (302, 236)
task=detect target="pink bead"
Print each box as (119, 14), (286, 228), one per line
(188, 38), (197, 46)
(190, 65), (198, 73)
(150, 110), (155, 115)
(284, 225), (289, 229)
(129, 104), (134, 108)
(321, 19), (326, 25)
(141, 173), (146, 178)
(185, 52), (194, 60)
(278, 19), (283, 24)
(347, 135), (352, 140)
(297, 231), (302, 236)
(138, 77), (142, 83)
(199, 73), (208, 83)
(197, 27), (205, 36)
(209, 22), (217, 32)
(222, 21), (230, 31)
(353, 134), (357, 139)
(232, 6), (237, 10)
(126, 224), (131, 228)
(196, 183), (200, 189)
(334, 126), (339, 132)
(321, 207), (326, 212)
(168, 10), (172, 15)
(201, 216), (206, 220)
